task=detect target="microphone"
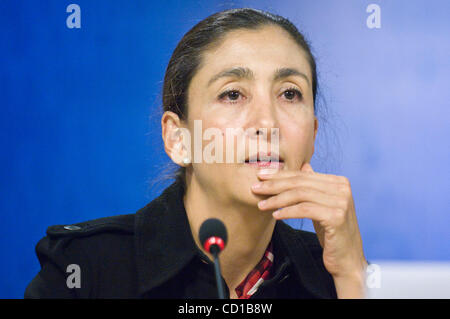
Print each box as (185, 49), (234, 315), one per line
(199, 218), (228, 299)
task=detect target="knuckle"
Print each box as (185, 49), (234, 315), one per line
(338, 198), (348, 210)
(337, 183), (350, 195)
(334, 208), (346, 224)
(330, 174), (342, 183)
(340, 176), (351, 187)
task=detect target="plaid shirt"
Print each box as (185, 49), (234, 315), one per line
(235, 241), (274, 299)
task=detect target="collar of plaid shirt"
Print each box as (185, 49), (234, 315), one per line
(235, 241), (274, 299)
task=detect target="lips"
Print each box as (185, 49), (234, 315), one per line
(244, 152), (283, 164)
(244, 161), (284, 168)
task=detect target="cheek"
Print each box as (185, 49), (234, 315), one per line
(282, 110), (314, 139)
(284, 125), (310, 150)
(281, 118), (315, 162)
(188, 117), (243, 164)
(202, 116), (247, 144)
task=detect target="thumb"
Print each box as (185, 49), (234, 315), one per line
(301, 162), (314, 173)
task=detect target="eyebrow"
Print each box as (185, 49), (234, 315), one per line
(207, 66), (310, 87)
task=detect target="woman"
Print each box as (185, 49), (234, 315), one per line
(25, 8), (368, 299)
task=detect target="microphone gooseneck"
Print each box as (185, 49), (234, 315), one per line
(198, 218), (228, 299)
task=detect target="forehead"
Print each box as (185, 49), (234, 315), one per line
(198, 25), (312, 81)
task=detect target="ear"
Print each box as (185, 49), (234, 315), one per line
(161, 111), (191, 166)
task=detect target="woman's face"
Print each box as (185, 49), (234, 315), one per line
(182, 25), (317, 207)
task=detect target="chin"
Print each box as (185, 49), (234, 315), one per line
(229, 183), (265, 208)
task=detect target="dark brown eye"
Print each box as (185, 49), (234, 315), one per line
(283, 89), (302, 101)
(227, 90), (240, 100)
(218, 89), (243, 104)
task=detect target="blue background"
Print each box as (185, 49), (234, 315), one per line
(1, 0), (449, 298)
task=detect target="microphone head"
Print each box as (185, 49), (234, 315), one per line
(199, 218), (228, 253)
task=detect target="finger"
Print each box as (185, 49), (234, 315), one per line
(258, 186), (342, 211)
(257, 167), (345, 184)
(272, 202), (331, 222)
(252, 175), (342, 197)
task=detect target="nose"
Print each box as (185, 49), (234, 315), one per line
(247, 91), (279, 143)
(243, 92), (280, 164)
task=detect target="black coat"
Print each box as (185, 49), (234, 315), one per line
(25, 179), (337, 299)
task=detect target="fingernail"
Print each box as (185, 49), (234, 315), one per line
(258, 200), (267, 208)
(272, 208), (282, 218)
(257, 168), (277, 176)
(252, 182), (262, 189)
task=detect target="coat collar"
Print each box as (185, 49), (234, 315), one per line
(134, 179), (335, 298)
